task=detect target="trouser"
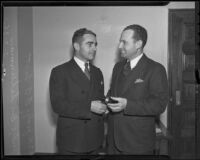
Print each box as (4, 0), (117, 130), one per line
(108, 144), (154, 155)
(107, 130), (154, 155)
(57, 146), (100, 155)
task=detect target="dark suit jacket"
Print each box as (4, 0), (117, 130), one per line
(49, 58), (105, 153)
(107, 54), (169, 154)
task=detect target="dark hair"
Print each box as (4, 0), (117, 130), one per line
(72, 28), (96, 44)
(123, 24), (147, 48)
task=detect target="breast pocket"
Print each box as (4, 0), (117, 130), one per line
(128, 81), (148, 99)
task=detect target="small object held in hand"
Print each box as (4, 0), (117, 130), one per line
(100, 97), (107, 104)
(105, 97), (118, 104)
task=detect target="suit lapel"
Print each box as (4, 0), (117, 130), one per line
(68, 59), (90, 91)
(113, 61), (126, 96)
(121, 54), (148, 95)
(88, 65), (96, 99)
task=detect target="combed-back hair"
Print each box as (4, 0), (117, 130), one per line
(123, 24), (147, 48)
(72, 28), (96, 44)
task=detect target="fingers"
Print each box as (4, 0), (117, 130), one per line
(107, 103), (119, 107)
(107, 103), (119, 112)
(110, 97), (121, 101)
(104, 109), (109, 114)
(108, 105), (121, 112)
(91, 101), (108, 114)
(107, 100), (124, 112)
(92, 98), (126, 114)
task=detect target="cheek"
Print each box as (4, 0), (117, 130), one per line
(79, 50), (88, 58)
(128, 44), (136, 51)
(81, 47), (89, 54)
(125, 44), (133, 51)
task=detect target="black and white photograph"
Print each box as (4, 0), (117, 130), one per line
(1, 1), (199, 159)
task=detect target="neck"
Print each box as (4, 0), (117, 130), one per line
(74, 53), (88, 63)
(128, 50), (143, 61)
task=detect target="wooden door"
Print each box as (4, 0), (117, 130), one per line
(168, 9), (197, 159)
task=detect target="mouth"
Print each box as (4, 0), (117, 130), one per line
(119, 48), (125, 53)
(91, 52), (96, 55)
(120, 50), (126, 55)
(89, 52), (96, 58)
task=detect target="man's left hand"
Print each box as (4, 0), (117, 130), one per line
(107, 97), (127, 112)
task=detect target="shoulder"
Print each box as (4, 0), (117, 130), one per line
(113, 59), (126, 71)
(145, 56), (166, 73)
(91, 64), (102, 73)
(90, 64), (104, 79)
(51, 60), (72, 74)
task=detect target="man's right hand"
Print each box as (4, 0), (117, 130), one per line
(91, 100), (107, 114)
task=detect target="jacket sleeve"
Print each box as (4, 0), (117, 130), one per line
(124, 65), (169, 116)
(49, 68), (91, 120)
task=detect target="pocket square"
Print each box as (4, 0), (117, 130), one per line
(134, 78), (144, 83)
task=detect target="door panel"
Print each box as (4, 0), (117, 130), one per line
(168, 9), (196, 159)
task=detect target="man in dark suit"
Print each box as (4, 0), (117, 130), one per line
(106, 24), (169, 155)
(49, 28), (107, 155)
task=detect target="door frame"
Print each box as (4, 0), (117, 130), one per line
(168, 8), (199, 158)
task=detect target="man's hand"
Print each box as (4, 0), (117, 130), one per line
(107, 97), (127, 112)
(91, 100), (108, 114)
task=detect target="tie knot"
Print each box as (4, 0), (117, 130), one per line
(123, 61), (131, 76)
(124, 61), (130, 69)
(85, 63), (90, 71)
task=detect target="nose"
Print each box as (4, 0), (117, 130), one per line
(92, 45), (97, 51)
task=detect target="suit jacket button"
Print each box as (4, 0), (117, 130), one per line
(84, 120), (87, 123)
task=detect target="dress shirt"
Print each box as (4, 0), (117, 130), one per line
(130, 53), (144, 69)
(74, 56), (90, 72)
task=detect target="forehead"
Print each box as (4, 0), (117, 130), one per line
(82, 34), (96, 42)
(120, 29), (134, 40)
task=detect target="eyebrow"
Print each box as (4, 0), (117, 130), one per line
(87, 41), (98, 46)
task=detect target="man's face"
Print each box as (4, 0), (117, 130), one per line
(118, 29), (140, 60)
(76, 34), (97, 62)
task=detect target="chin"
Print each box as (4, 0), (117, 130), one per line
(88, 56), (95, 61)
(121, 53), (127, 58)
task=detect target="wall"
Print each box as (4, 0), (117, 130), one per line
(3, 7), (35, 155)
(33, 2), (195, 153)
(3, 7), (20, 155)
(17, 7), (35, 154)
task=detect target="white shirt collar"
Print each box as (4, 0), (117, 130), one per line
(129, 53), (143, 69)
(74, 56), (89, 72)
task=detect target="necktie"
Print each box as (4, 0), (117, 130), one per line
(84, 63), (90, 80)
(123, 61), (131, 76)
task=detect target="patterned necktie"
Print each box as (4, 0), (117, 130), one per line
(84, 63), (90, 80)
(123, 61), (131, 76)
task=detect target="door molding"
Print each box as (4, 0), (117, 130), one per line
(168, 9), (198, 158)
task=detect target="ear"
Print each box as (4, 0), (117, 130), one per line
(73, 42), (80, 51)
(136, 40), (143, 49)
